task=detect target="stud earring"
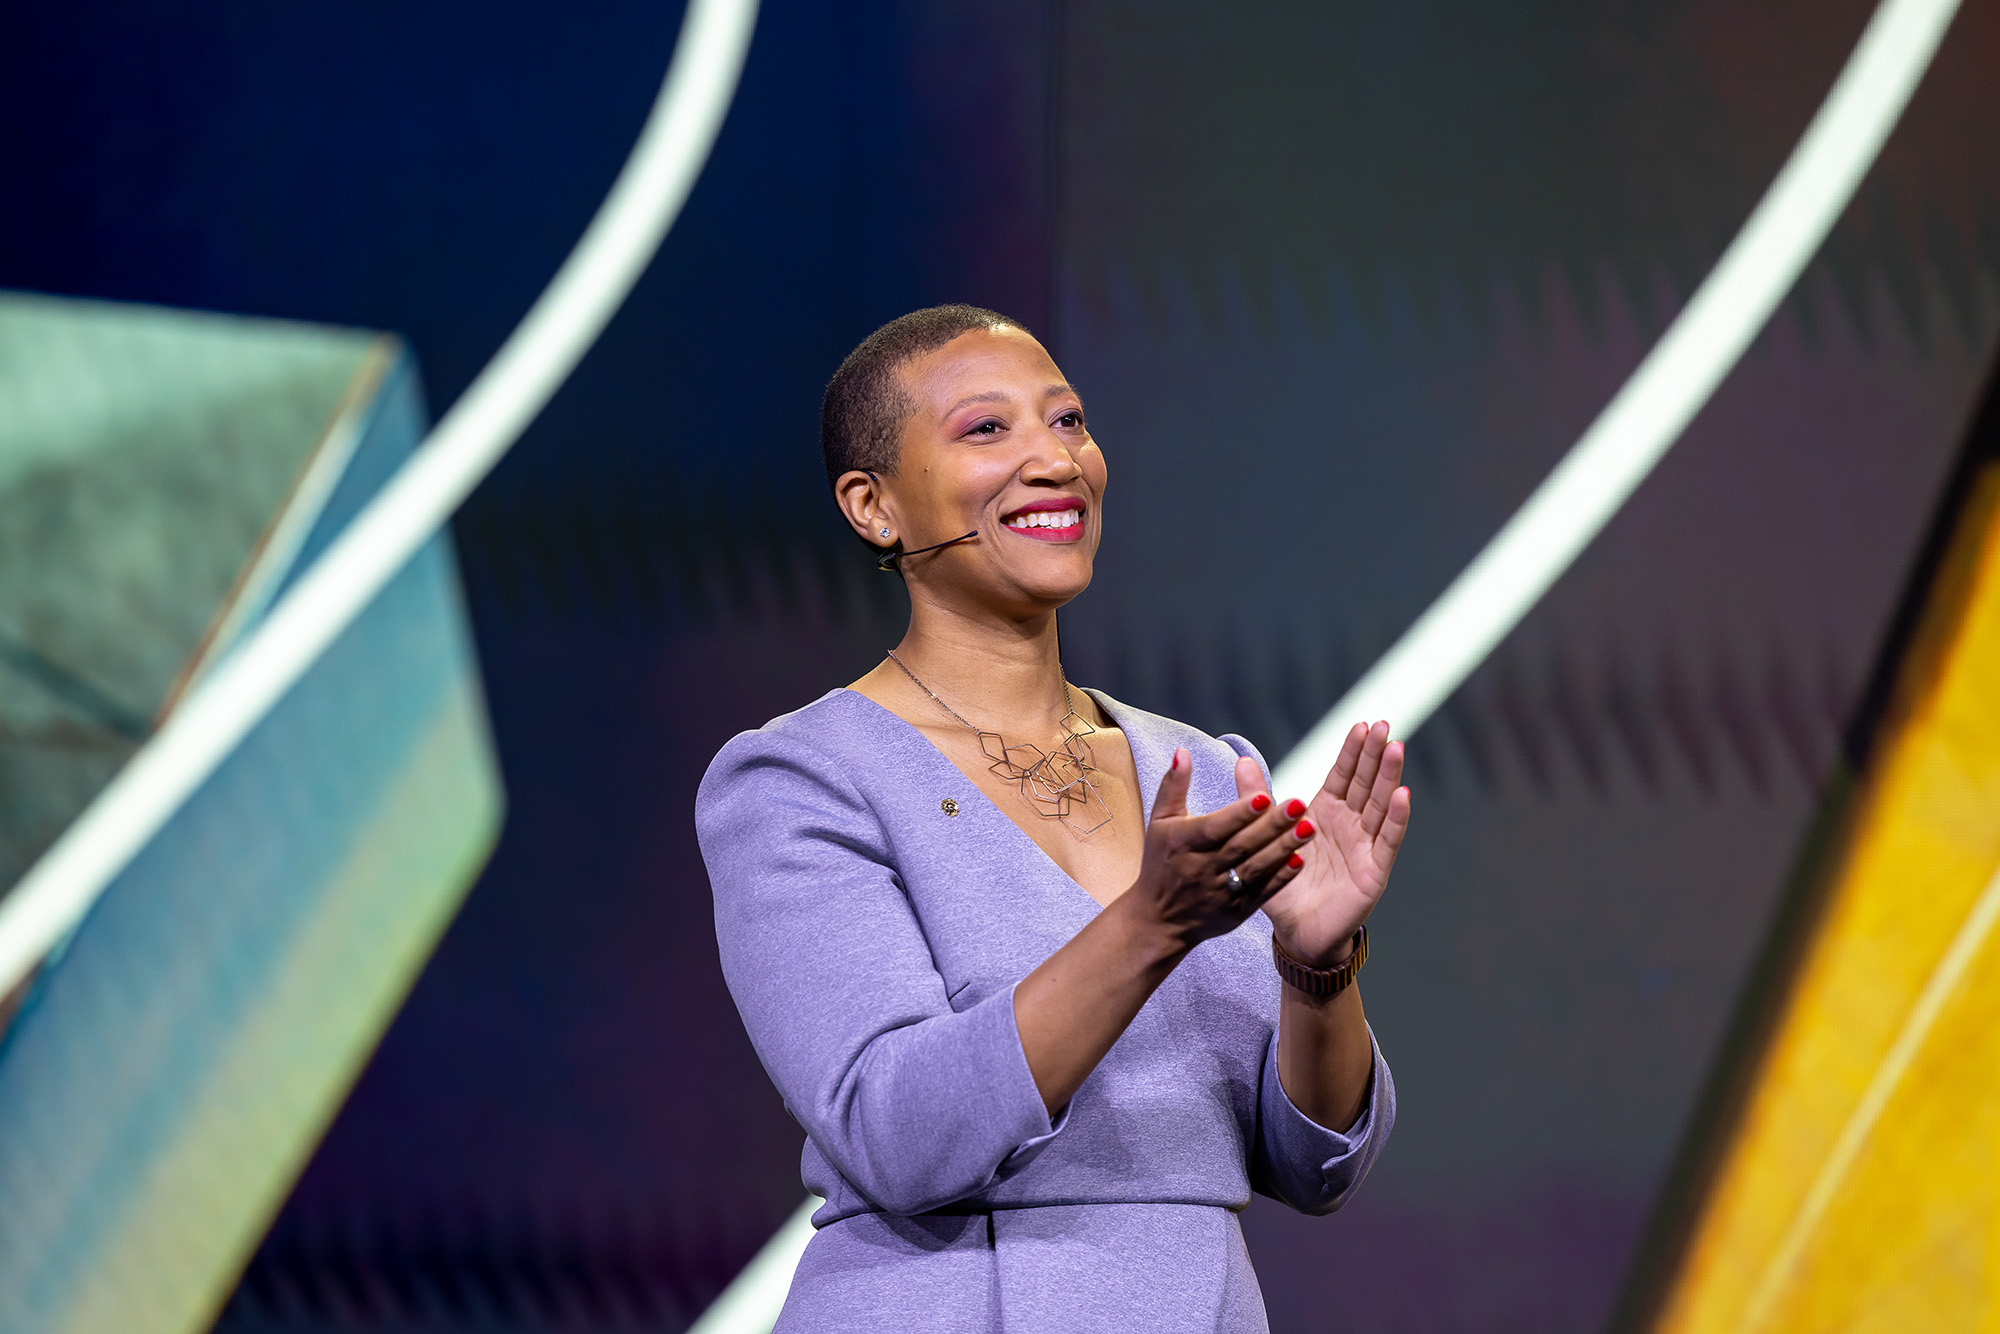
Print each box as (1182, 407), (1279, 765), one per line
(880, 527), (891, 538)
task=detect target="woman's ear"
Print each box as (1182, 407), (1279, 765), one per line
(834, 469), (896, 550)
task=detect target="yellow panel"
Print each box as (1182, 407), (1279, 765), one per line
(1657, 466), (2000, 1334)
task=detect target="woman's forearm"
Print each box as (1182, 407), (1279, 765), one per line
(1276, 979), (1374, 1131)
(1013, 892), (1188, 1115)
(1013, 751), (1319, 1116)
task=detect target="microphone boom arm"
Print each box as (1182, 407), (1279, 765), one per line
(878, 530), (979, 572)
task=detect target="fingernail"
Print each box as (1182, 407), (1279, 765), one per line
(1250, 793), (1271, 812)
(1294, 820), (1315, 839)
(1170, 751), (1181, 772)
(1287, 853), (1304, 870)
(1284, 799), (1306, 819)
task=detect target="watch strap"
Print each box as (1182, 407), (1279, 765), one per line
(1273, 925), (1368, 998)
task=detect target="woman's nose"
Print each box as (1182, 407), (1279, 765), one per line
(1022, 428), (1083, 480)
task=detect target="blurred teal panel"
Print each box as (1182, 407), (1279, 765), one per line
(0, 311), (502, 1334)
(0, 291), (383, 899)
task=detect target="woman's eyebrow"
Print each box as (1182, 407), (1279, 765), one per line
(945, 390), (1009, 415)
(941, 385), (1083, 417)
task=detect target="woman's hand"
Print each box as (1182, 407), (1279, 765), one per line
(1015, 746), (1328, 1116)
(1126, 747), (1318, 950)
(1258, 721), (1411, 967)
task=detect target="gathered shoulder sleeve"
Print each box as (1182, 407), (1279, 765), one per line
(696, 721), (1064, 1217)
(1220, 730), (1399, 1215)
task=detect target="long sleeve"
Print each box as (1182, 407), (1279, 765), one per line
(1250, 1027), (1396, 1214)
(1219, 730), (1398, 1215)
(697, 726), (1066, 1218)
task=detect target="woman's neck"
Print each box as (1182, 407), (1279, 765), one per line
(887, 599), (1072, 733)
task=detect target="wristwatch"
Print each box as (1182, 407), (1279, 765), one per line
(1273, 926), (1368, 998)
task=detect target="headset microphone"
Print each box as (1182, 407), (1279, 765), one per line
(877, 530), (979, 572)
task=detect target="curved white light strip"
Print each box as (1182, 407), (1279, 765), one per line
(1271, 0), (1959, 799)
(1737, 858), (2000, 1332)
(0, 0), (760, 999)
(687, 1201), (818, 1334)
(691, 1), (1958, 1329)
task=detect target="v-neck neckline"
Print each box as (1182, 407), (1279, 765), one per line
(834, 685), (1167, 913)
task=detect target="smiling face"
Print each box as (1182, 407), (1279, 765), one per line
(834, 324), (1107, 621)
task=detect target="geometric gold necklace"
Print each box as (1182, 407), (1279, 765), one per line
(885, 650), (1113, 836)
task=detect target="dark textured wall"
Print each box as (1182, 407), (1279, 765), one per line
(3, 1), (1998, 1330)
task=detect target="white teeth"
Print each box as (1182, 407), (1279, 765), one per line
(1006, 509), (1081, 530)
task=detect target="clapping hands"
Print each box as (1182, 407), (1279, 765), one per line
(1253, 721), (1411, 968)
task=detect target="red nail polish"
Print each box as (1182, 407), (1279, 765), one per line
(1287, 854), (1304, 870)
(1294, 820), (1315, 839)
(1284, 799), (1306, 819)
(1170, 752), (1180, 772)
(1250, 793), (1271, 812)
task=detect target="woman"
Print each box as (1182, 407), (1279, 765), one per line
(696, 305), (1411, 1332)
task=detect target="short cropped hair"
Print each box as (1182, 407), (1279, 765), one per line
(820, 304), (1027, 490)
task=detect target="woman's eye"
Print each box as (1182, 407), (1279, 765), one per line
(1055, 410), (1083, 428)
(968, 420), (1003, 436)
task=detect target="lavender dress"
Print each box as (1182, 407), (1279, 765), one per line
(696, 688), (1395, 1332)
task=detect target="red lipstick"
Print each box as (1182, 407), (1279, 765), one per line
(1000, 496), (1087, 543)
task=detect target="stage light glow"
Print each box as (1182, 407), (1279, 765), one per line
(688, 1201), (820, 1334)
(1269, 0), (1961, 801)
(0, 0), (759, 1000)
